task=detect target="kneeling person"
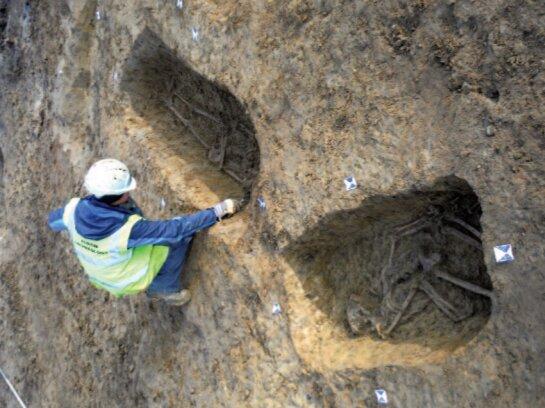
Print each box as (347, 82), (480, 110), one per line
(47, 158), (238, 305)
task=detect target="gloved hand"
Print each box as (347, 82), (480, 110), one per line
(214, 199), (238, 220)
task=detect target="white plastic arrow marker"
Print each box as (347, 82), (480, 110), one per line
(257, 196), (266, 210)
(191, 28), (199, 41)
(344, 175), (357, 191)
(493, 244), (514, 263)
(375, 389), (388, 404)
(272, 303), (282, 315)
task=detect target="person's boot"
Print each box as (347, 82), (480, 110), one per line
(149, 289), (192, 306)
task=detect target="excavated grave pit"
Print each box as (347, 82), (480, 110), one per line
(284, 176), (492, 370)
(120, 29), (259, 205)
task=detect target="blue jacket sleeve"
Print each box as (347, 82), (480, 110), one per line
(48, 207), (67, 232)
(128, 208), (218, 248)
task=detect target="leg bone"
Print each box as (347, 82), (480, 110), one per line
(401, 295), (431, 321)
(419, 280), (465, 322)
(383, 284), (418, 336)
(445, 215), (481, 239)
(435, 270), (493, 298)
(395, 217), (428, 234)
(397, 219), (430, 237)
(223, 167), (247, 185)
(381, 237), (397, 296)
(218, 133), (227, 169)
(163, 99), (211, 149)
(174, 92), (222, 124)
(444, 226), (482, 250)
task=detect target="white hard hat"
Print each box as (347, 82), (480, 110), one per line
(84, 159), (137, 198)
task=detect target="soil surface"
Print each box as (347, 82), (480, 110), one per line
(0, 1), (544, 407)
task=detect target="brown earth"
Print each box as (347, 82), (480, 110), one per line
(0, 0), (544, 407)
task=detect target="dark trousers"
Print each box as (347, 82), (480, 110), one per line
(146, 235), (194, 295)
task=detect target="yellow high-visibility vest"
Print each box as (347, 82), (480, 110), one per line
(62, 198), (169, 297)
